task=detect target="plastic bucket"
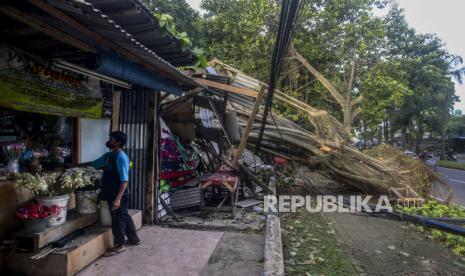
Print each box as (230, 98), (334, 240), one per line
(76, 190), (99, 214)
(23, 216), (51, 234)
(37, 194), (70, 226)
(99, 200), (112, 226)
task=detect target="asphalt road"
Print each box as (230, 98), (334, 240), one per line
(434, 167), (465, 206)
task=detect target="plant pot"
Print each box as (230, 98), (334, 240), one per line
(37, 194), (70, 226)
(75, 190), (99, 214)
(99, 200), (112, 226)
(67, 193), (76, 210)
(23, 216), (51, 234)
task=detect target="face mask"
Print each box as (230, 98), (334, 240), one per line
(106, 141), (116, 149)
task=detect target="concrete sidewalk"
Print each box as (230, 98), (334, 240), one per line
(78, 226), (264, 276)
(78, 227), (223, 276)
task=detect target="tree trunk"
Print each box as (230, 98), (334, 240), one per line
(440, 121), (447, 160)
(389, 121), (395, 145)
(344, 57), (357, 133)
(363, 121), (368, 149)
(383, 119), (389, 143)
(414, 118), (423, 154)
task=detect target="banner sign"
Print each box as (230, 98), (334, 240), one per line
(0, 45), (103, 118)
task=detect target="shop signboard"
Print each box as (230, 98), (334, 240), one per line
(0, 45), (103, 118)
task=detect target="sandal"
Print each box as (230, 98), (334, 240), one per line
(104, 245), (126, 257)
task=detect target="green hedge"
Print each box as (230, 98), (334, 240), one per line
(438, 160), (465, 171)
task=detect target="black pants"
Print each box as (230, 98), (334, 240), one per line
(109, 196), (139, 246)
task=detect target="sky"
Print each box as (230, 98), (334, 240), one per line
(186, 0), (465, 112)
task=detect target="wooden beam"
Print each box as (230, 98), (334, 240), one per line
(0, 5), (95, 53)
(194, 78), (258, 98)
(233, 86), (266, 164)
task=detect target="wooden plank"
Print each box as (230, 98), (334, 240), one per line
(15, 211), (98, 250)
(73, 118), (81, 163)
(0, 5), (95, 53)
(194, 78), (258, 98)
(233, 86), (266, 164)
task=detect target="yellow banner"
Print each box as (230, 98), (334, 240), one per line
(0, 45), (103, 118)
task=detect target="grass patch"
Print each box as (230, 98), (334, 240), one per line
(281, 211), (356, 276)
(438, 160), (465, 171)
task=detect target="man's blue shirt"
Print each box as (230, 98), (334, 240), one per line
(91, 151), (129, 182)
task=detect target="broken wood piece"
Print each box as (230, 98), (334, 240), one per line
(233, 85), (267, 165)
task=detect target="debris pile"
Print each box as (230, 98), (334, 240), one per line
(196, 60), (432, 197)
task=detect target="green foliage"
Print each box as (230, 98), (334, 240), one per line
(447, 116), (465, 137)
(142, 0), (201, 43)
(142, 0), (207, 68)
(400, 200), (465, 255)
(197, 0), (278, 81)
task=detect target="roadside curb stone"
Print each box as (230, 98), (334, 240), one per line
(264, 214), (284, 276)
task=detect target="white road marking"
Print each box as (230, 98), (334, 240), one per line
(449, 179), (465, 184)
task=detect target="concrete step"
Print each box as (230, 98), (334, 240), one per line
(4, 209), (142, 276)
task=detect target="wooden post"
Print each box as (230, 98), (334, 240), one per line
(145, 92), (158, 224)
(232, 86), (266, 164)
(111, 90), (121, 131)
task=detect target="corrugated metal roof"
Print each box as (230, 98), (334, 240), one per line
(87, 0), (196, 66)
(47, 0), (198, 87)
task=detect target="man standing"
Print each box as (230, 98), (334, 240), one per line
(88, 131), (140, 256)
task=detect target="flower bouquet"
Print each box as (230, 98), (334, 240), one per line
(2, 143), (25, 159)
(16, 202), (60, 233)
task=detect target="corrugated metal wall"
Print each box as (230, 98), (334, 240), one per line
(118, 90), (149, 213)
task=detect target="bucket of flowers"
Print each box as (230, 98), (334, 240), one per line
(16, 202), (60, 233)
(15, 171), (86, 226)
(67, 167), (102, 214)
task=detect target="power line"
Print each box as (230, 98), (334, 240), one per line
(256, 0), (301, 150)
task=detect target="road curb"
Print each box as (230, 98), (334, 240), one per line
(264, 214), (284, 276)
